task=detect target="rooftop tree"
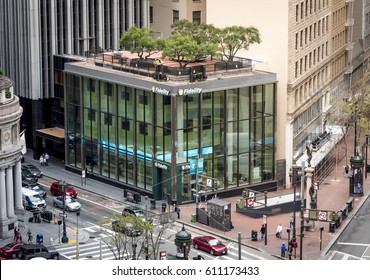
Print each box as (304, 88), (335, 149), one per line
(119, 26), (165, 60)
(216, 25), (261, 62)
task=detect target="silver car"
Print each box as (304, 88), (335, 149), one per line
(53, 196), (81, 212)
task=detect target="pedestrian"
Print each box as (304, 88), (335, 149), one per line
(27, 229), (33, 242)
(39, 154), (44, 166)
(288, 242), (293, 260)
(13, 227), (17, 241)
(176, 206), (181, 219)
(345, 164), (349, 174)
(276, 224), (283, 238)
(15, 229), (22, 242)
(260, 224), (266, 240)
(43, 156), (47, 166)
(289, 216), (294, 228)
(281, 242), (287, 257)
(44, 152), (49, 165)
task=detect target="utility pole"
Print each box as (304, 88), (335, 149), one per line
(299, 161), (305, 260)
(76, 210), (80, 260)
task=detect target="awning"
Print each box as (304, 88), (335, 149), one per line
(35, 127), (65, 143)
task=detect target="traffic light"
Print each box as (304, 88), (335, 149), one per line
(57, 220), (62, 225)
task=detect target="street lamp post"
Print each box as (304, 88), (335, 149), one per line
(289, 160), (298, 243)
(61, 181), (69, 244)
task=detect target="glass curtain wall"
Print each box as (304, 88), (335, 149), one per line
(66, 74), (276, 198)
(66, 74), (81, 168)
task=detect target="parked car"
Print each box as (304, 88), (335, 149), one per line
(22, 182), (46, 199)
(111, 220), (142, 237)
(22, 164), (43, 178)
(21, 169), (38, 184)
(50, 181), (77, 198)
(18, 244), (59, 260)
(122, 206), (153, 223)
(192, 236), (228, 256)
(53, 196), (81, 211)
(0, 242), (25, 259)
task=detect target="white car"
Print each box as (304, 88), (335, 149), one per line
(53, 196), (81, 212)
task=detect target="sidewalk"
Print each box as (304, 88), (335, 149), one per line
(7, 126), (370, 260)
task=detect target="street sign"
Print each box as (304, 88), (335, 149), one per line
(59, 213), (67, 218)
(249, 191), (255, 198)
(207, 178), (213, 187)
(318, 211), (327, 221)
(247, 199), (254, 207)
(159, 251), (167, 260)
(190, 160), (197, 175)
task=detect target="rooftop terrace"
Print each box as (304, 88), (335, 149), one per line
(86, 50), (255, 83)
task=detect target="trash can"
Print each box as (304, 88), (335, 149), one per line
(191, 214), (197, 222)
(161, 202), (167, 213)
(36, 234), (43, 244)
(251, 230), (258, 241)
(150, 199), (156, 209)
(329, 222), (335, 233)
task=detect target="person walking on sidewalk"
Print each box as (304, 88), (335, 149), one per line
(39, 154), (44, 166)
(281, 242), (287, 257)
(260, 224), (266, 240)
(276, 224), (283, 238)
(27, 229), (33, 243)
(15, 229), (22, 242)
(288, 242), (293, 260)
(44, 152), (49, 165)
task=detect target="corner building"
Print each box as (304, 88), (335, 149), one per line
(0, 76), (24, 239)
(64, 55), (277, 203)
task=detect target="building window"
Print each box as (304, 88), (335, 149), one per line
(88, 109), (96, 121)
(163, 95), (171, 105)
(184, 119), (194, 132)
(139, 94), (148, 105)
(203, 116), (211, 130)
(203, 92), (212, 100)
(105, 114), (112, 125)
(121, 88), (130, 101)
(193, 11), (201, 24)
(139, 122), (148, 135)
(104, 83), (113, 96)
(164, 121), (171, 135)
(150, 6), (153, 23)
(173, 10), (179, 24)
(121, 118), (130, 130)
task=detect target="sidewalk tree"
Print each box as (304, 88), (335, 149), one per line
(0, 68), (3, 75)
(99, 213), (173, 260)
(215, 25), (261, 62)
(119, 25), (165, 60)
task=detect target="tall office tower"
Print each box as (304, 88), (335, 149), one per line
(0, 0), (150, 158)
(150, 0), (369, 187)
(0, 75), (24, 239)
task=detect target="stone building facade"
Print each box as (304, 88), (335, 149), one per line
(0, 75), (24, 239)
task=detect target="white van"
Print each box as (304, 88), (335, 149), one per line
(22, 187), (46, 210)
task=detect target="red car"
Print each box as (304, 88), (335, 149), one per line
(192, 236), (228, 256)
(50, 181), (78, 198)
(0, 242), (25, 259)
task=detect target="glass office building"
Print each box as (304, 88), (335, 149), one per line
(64, 58), (277, 204)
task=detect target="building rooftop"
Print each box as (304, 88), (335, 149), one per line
(86, 50), (262, 84)
(65, 50), (276, 94)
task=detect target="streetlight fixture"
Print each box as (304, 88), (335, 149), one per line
(350, 107), (364, 196)
(61, 181), (69, 244)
